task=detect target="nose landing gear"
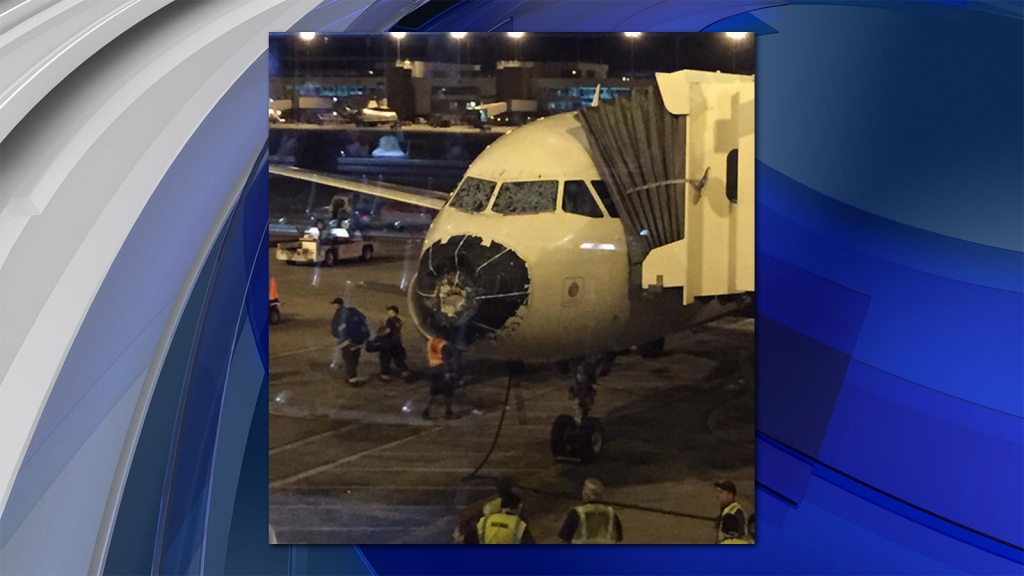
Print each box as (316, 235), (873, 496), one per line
(550, 356), (607, 463)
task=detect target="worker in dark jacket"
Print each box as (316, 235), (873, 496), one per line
(330, 297), (368, 384)
(714, 480), (746, 543)
(377, 305), (409, 380)
(329, 298), (346, 368)
(718, 514), (750, 544)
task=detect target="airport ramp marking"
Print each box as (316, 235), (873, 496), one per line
(269, 423), (364, 455)
(270, 345), (330, 360)
(269, 426), (444, 488)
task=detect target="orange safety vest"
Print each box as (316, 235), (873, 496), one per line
(428, 337), (446, 367)
(270, 277), (279, 301)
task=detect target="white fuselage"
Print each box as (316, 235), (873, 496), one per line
(407, 113), (719, 362)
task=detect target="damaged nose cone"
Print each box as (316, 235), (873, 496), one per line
(412, 235), (530, 347)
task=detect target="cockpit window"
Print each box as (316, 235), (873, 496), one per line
(449, 177), (496, 213)
(492, 180), (558, 214)
(590, 180), (619, 218)
(562, 180), (603, 218)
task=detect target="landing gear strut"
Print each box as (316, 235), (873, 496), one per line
(550, 356), (606, 463)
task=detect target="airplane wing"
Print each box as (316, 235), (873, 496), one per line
(270, 164), (449, 211)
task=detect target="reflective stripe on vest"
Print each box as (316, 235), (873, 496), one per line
(723, 502), (743, 516)
(571, 504), (617, 544)
(428, 338), (445, 367)
(477, 513), (526, 544)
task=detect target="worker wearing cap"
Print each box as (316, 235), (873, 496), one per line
(377, 305), (409, 381)
(477, 493), (535, 544)
(714, 480), (745, 543)
(329, 297), (367, 383)
(558, 478), (623, 544)
(718, 514), (750, 544)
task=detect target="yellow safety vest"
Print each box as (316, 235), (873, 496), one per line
(477, 513), (526, 544)
(481, 498), (502, 518)
(717, 501), (745, 542)
(721, 537), (750, 544)
(571, 504), (618, 544)
(723, 501), (743, 517)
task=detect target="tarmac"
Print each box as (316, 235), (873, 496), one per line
(269, 238), (755, 544)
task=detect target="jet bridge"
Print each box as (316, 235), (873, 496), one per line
(577, 69), (754, 305)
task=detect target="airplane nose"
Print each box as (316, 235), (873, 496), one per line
(411, 235), (530, 347)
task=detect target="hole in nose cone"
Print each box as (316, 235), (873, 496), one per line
(412, 235), (530, 347)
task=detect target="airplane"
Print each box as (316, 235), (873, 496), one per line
(269, 69), (754, 463)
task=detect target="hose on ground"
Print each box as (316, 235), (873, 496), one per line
(462, 369), (515, 480)
(461, 365), (718, 523)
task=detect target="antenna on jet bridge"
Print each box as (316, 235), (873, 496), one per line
(591, 84), (601, 107)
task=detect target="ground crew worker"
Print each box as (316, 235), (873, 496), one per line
(714, 480), (745, 543)
(377, 305), (409, 380)
(558, 478), (623, 544)
(454, 476), (518, 545)
(718, 514), (750, 544)
(329, 298), (369, 384)
(329, 298), (346, 369)
(422, 336), (458, 419)
(308, 221), (323, 260)
(476, 493), (535, 544)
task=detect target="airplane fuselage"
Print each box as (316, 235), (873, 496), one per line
(406, 113), (724, 362)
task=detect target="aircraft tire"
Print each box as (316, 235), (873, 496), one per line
(361, 246), (373, 261)
(577, 417), (604, 463)
(550, 414), (577, 459)
(324, 249), (337, 267)
(269, 306), (281, 326)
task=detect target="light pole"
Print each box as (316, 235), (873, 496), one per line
(508, 31), (524, 61)
(450, 32), (467, 81)
(725, 32), (748, 73)
(624, 32), (641, 81)
(390, 31), (406, 63)
(297, 32), (316, 122)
